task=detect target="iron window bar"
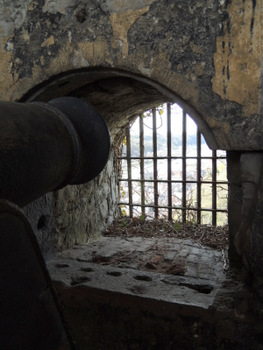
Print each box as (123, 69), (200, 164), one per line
(120, 156), (226, 160)
(118, 103), (228, 225)
(118, 202), (228, 213)
(125, 126), (133, 217)
(152, 108), (159, 218)
(119, 179), (228, 185)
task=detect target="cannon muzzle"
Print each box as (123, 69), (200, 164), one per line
(0, 97), (110, 207)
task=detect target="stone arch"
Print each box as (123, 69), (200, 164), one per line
(20, 67), (218, 150)
(0, 0), (261, 151)
(19, 66), (219, 254)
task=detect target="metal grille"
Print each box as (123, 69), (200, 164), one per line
(118, 103), (228, 226)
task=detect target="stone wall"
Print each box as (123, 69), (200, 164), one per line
(0, 0), (263, 285)
(0, 0), (262, 150)
(24, 149), (119, 259)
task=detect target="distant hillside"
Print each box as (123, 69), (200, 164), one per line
(129, 134), (205, 157)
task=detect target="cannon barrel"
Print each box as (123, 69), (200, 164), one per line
(0, 97), (110, 207)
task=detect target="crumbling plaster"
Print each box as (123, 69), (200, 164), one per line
(213, 0), (262, 115)
(0, 0), (262, 150)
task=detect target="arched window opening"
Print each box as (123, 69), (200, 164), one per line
(118, 103), (228, 226)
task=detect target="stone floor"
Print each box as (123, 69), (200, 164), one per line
(47, 236), (260, 349)
(47, 235), (229, 310)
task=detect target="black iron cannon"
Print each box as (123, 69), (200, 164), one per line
(0, 97), (110, 349)
(0, 96), (110, 206)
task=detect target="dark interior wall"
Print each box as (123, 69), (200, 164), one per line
(21, 71), (173, 258)
(227, 151), (242, 266)
(21, 71), (171, 143)
(23, 149), (119, 259)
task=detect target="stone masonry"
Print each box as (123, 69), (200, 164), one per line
(0, 1), (263, 347)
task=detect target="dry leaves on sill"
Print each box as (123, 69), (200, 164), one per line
(103, 217), (228, 250)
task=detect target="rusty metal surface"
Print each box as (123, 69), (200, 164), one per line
(139, 114), (145, 217)
(197, 130), (202, 224)
(126, 126), (133, 218)
(182, 110), (187, 223)
(152, 108), (159, 218)
(167, 103), (172, 220)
